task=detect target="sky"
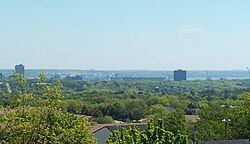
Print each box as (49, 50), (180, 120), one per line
(0, 0), (250, 70)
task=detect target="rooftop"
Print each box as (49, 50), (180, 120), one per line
(90, 123), (147, 133)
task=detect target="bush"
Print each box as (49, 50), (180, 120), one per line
(0, 106), (96, 144)
(93, 116), (114, 124)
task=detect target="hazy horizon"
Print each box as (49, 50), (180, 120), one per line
(0, 68), (249, 71)
(1, 0), (250, 70)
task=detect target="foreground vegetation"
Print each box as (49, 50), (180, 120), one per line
(107, 119), (190, 144)
(0, 72), (249, 143)
(0, 73), (95, 143)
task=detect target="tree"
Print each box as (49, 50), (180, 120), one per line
(230, 93), (250, 139)
(125, 100), (147, 121)
(0, 73), (96, 143)
(194, 93), (250, 141)
(148, 104), (167, 116)
(13, 70), (27, 94)
(93, 109), (103, 118)
(93, 116), (114, 124)
(165, 110), (189, 135)
(82, 104), (93, 116)
(147, 96), (169, 107)
(0, 106), (95, 144)
(109, 101), (126, 120)
(195, 120), (225, 141)
(107, 119), (190, 144)
(62, 99), (83, 114)
(195, 101), (231, 141)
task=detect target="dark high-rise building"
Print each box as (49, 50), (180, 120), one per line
(15, 64), (25, 77)
(0, 73), (2, 94)
(0, 73), (2, 82)
(174, 69), (186, 81)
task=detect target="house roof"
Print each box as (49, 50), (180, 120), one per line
(106, 123), (147, 132)
(185, 115), (200, 123)
(114, 120), (125, 124)
(74, 114), (93, 119)
(90, 124), (108, 133)
(165, 106), (176, 113)
(90, 123), (147, 133)
(138, 115), (200, 123)
(199, 139), (249, 144)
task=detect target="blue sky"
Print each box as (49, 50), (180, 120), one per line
(0, 0), (250, 70)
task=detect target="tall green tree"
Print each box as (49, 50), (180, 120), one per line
(0, 73), (96, 144)
(0, 106), (95, 144)
(107, 119), (190, 144)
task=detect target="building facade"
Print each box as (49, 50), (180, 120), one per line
(65, 75), (82, 81)
(15, 64), (25, 77)
(0, 73), (2, 81)
(174, 69), (186, 81)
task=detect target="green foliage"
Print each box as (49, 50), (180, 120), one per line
(61, 99), (83, 114)
(150, 109), (189, 135)
(13, 70), (27, 94)
(230, 93), (250, 139)
(1, 72), (250, 142)
(57, 79), (250, 122)
(93, 109), (103, 118)
(0, 73), (96, 144)
(195, 93), (250, 141)
(106, 119), (190, 144)
(109, 101), (126, 119)
(93, 116), (114, 124)
(0, 106), (95, 144)
(148, 104), (167, 115)
(38, 73), (47, 83)
(125, 99), (147, 121)
(147, 96), (169, 107)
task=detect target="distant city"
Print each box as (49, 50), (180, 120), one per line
(0, 64), (250, 81)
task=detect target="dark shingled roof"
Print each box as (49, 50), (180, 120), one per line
(106, 123), (147, 132)
(199, 139), (249, 144)
(90, 123), (147, 133)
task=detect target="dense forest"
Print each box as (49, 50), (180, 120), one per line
(0, 72), (249, 143)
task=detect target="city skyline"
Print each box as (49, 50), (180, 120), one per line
(1, 0), (250, 70)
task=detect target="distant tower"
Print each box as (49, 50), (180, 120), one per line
(0, 72), (2, 96)
(206, 70), (211, 80)
(174, 69), (186, 81)
(15, 64), (25, 77)
(247, 67), (250, 80)
(0, 72), (2, 82)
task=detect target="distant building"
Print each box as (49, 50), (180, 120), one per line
(110, 77), (166, 81)
(0, 73), (3, 93)
(50, 74), (61, 81)
(199, 139), (249, 144)
(15, 64), (25, 77)
(174, 69), (186, 81)
(185, 115), (200, 123)
(65, 75), (82, 81)
(154, 87), (161, 93)
(0, 73), (2, 82)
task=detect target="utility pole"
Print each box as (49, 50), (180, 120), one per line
(222, 119), (230, 140)
(247, 67), (250, 80)
(221, 104), (234, 140)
